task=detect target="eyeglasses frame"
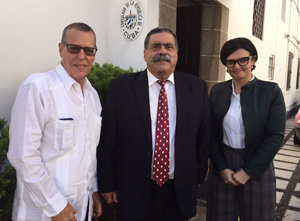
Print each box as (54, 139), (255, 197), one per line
(63, 43), (97, 56)
(226, 56), (255, 68)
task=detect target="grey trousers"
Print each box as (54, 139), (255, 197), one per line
(206, 144), (276, 221)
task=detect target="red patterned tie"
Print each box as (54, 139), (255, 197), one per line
(152, 80), (169, 186)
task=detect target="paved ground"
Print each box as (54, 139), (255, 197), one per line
(191, 117), (300, 221)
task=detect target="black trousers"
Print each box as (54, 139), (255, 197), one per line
(118, 180), (187, 221)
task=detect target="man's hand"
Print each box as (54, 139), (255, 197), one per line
(51, 202), (77, 221)
(92, 192), (102, 218)
(220, 169), (239, 186)
(232, 168), (250, 185)
(101, 192), (118, 204)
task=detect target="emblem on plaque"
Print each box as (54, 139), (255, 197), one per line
(121, 0), (144, 41)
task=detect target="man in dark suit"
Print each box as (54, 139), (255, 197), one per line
(97, 27), (210, 221)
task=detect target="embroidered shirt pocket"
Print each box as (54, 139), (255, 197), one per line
(55, 119), (75, 151)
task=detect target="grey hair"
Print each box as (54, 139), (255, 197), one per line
(61, 22), (96, 46)
(144, 27), (178, 50)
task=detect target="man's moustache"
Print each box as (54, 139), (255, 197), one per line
(151, 54), (172, 63)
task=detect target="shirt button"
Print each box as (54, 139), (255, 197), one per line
(147, 152), (151, 157)
(146, 174), (150, 179)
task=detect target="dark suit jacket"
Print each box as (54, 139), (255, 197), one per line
(97, 70), (211, 219)
(209, 77), (286, 180)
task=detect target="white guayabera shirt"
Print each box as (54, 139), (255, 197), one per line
(7, 64), (102, 221)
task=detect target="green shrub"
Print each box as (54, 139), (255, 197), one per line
(0, 118), (15, 221)
(0, 165), (16, 220)
(0, 119), (9, 163)
(88, 62), (133, 104)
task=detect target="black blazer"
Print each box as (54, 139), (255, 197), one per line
(97, 70), (211, 219)
(209, 77), (286, 180)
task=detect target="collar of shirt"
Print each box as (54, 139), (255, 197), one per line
(147, 69), (175, 87)
(56, 63), (92, 92)
(231, 75), (255, 96)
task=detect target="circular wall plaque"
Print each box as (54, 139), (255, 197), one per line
(120, 0), (144, 41)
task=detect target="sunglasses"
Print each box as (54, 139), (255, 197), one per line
(64, 43), (97, 56)
(226, 56), (254, 68)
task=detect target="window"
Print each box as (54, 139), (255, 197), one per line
(268, 55), (275, 80)
(252, 0), (266, 39)
(286, 52), (294, 91)
(282, 0), (286, 22)
(297, 58), (300, 89)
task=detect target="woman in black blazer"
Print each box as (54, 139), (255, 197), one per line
(207, 38), (286, 221)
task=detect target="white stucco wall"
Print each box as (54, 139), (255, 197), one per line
(283, 1), (300, 111)
(0, 0), (159, 121)
(2, 0), (299, 120)
(105, 0), (159, 70)
(217, 0), (300, 111)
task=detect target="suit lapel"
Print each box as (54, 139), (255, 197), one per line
(220, 80), (233, 119)
(134, 70), (152, 149)
(174, 72), (184, 137)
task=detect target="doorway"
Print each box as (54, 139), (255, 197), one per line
(176, 5), (202, 77)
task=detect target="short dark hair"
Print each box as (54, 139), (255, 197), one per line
(220, 37), (258, 69)
(144, 27), (178, 50)
(61, 22), (96, 46)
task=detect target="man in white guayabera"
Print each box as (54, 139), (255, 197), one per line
(7, 22), (102, 221)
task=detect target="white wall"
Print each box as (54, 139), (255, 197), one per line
(105, 0), (159, 70)
(283, 0), (300, 111)
(0, 0), (159, 121)
(3, 0), (299, 120)
(217, 0), (300, 112)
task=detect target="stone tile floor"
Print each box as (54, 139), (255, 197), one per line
(191, 117), (300, 221)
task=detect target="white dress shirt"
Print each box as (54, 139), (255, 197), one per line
(222, 86), (245, 149)
(147, 70), (176, 179)
(222, 77), (254, 149)
(7, 64), (102, 220)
